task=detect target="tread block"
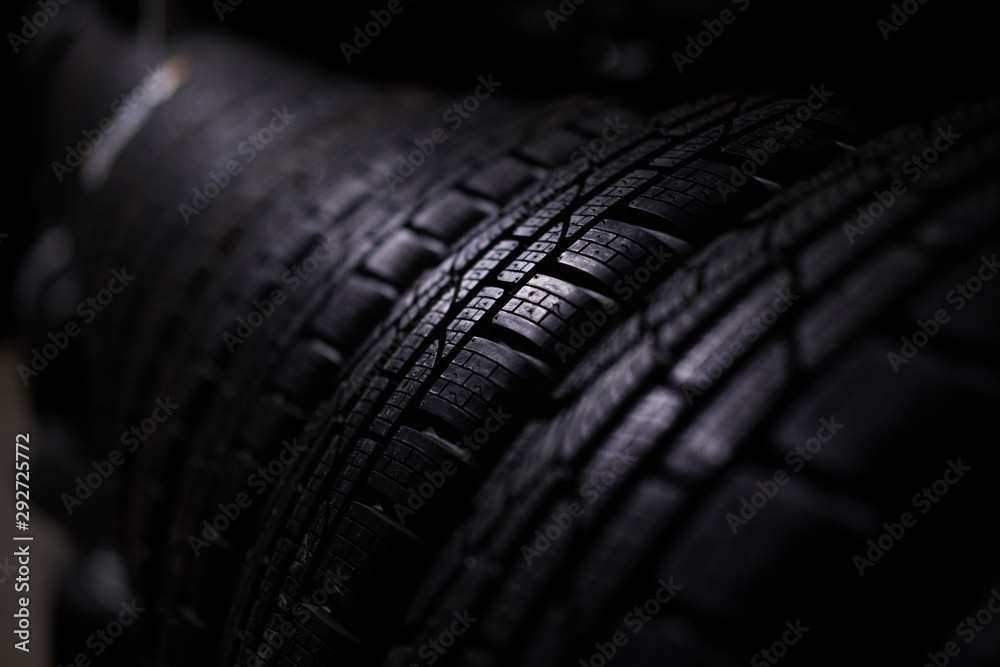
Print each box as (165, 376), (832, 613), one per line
(493, 274), (613, 354)
(363, 228), (446, 288)
(270, 338), (344, 404)
(316, 177), (370, 221)
(670, 272), (792, 386)
(721, 124), (843, 183)
(652, 468), (876, 633)
(568, 478), (683, 630)
(271, 223), (330, 266)
(770, 338), (1000, 490)
(410, 191), (492, 242)
(574, 110), (641, 137)
(418, 337), (539, 434)
(310, 275), (397, 349)
(812, 105), (887, 145)
(796, 245), (927, 368)
(324, 503), (420, 624)
(556, 348), (670, 467)
(367, 429), (479, 529)
(463, 156), (541, 203)
(650, 125), (724, 168)
(518, 128), (590, 167)
(666, 341), (790, 477)
(630, 160), (768, 243)
(557, 218), (686, 289)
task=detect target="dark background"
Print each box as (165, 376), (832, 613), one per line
(2, 0), (996, 331)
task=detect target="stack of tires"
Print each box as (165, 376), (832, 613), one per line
(11, 2), (1000, 666)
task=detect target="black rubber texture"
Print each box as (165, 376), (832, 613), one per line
(35, 22), (1000, 667)
(389, 100), (1000, 667)
(209, 96), (898, 666)
(39, 24), (645, 666)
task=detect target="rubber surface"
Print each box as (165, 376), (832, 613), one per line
(19, 21), (1000, 667)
